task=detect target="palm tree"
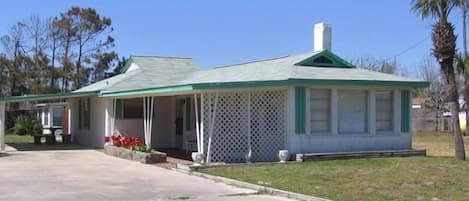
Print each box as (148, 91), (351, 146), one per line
(412, 0), (466, 160)
(455, 0), (469, 136)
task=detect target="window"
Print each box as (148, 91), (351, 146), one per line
(78, 98), (90, 129)
(376, 91), (393, 131)
(310, 89), (331, 133)
(338, 90), (368, 134)
(123, 98), (143, 119)
(52, 107), (63, 127)
(313, 56), (333, 64)
(43, 108), (49, 127)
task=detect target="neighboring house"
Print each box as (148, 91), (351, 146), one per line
(35, 102), (69, 135)
(412, 98), (449, 132)
(0, 23), (428, 162)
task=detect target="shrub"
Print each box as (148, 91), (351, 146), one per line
(105, 134), (152, 152)
(14, 116), (43, 136)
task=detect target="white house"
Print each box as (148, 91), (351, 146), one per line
(0, 23), (428, 163)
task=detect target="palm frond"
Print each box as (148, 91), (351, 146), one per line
(411, 0), (457, 20)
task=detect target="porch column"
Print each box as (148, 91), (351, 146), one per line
(143, 96), (154, 148)
(194, 94), (201, 153)
(206, 93), (219, 163)
(104, 99), (114, 144)
(0, 101), (5, 151)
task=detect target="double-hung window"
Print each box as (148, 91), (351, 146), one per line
(338, 90), (368, 134)
(376, 91), (393, 132)
(310, 89), (331, 133)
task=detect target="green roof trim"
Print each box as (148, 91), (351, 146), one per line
(194, 79), (429, 89)
(99, 85), (194, 98)
(0, 91), (98, 103)
(97, 79), (428, 98)
(295, 49), (355, 68)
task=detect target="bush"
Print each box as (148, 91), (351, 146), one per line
(105, 134), (152, 153)
(14, 116), (43, 136)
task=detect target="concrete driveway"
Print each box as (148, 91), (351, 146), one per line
(0, 149), (293, 201)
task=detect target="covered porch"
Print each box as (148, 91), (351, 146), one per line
(104, 87), (288, 164)
(107, 95), (200, 156)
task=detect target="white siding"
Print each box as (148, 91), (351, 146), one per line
(71, 96), (112, 148)
(287, 86), (411, 155)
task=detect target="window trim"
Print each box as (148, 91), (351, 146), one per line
(375, 90), (394, 133)
(309, 88), (332, 134)
(337, 89), (369, 135)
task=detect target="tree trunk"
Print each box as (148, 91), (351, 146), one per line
(445, 61), (466, 160)
(463, 8), (469, 137)
(76, 44), (82, 90)
(50, 38), (56, 89)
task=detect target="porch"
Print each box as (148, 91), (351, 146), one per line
(107, 95), (199, 156)
(103, 88), (288, 164)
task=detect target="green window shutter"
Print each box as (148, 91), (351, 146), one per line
(186, 97), (191, 131)
(115, 99), (123, 119)
(295, 87), (306, 134)
(84, 98), (90, 129)
(401, 90), (411, 132)
(78, 100), (82, 129)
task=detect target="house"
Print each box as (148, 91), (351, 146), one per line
(0, 23), (428, 163)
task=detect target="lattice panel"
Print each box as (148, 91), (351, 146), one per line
(250, 90), (286, 162)
(202, 89), (286, 163)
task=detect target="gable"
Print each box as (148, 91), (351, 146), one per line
(295, 50), (354, 68)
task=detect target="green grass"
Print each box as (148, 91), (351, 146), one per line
(199, 157), (469, 201)
(198, 132), (469, 201)
(4, 134), (34, 143)
(413, 131), (469, 157)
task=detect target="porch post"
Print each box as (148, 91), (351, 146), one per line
(206, 93), (219, 163)
(143, 96), (154, 148)
(105, 101), (111, 138)
(0, 101), (5, 151)
(247, 93), (252, 161)
(110, 98), (116, 136)
(194, 94), (201, 153)
(200, 93), (204, 153)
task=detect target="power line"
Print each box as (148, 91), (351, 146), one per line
(386, 15), (460, 61)
(386, 35), (430, 61)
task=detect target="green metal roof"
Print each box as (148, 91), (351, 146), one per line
(1, 50), (429, 101)
(72, 50), (430, 97)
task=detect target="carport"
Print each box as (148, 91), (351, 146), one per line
(0, 91), (97, 151)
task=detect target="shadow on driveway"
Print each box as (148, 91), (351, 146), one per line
(6, 143), (93, 151)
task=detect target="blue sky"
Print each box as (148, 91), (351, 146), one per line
(0, 1), (465, 76)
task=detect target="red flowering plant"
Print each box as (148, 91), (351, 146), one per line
(105, 134), (151, 152)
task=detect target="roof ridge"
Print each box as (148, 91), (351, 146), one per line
(131, 55), (192, 59)
(213, 55), (292, 69)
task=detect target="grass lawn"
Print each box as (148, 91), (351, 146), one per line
(4, 134), (34, 143)
(413, 131), (469, 157)
(197, 132), (469, 201)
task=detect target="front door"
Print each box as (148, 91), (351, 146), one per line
(175, 99), (185, 149)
